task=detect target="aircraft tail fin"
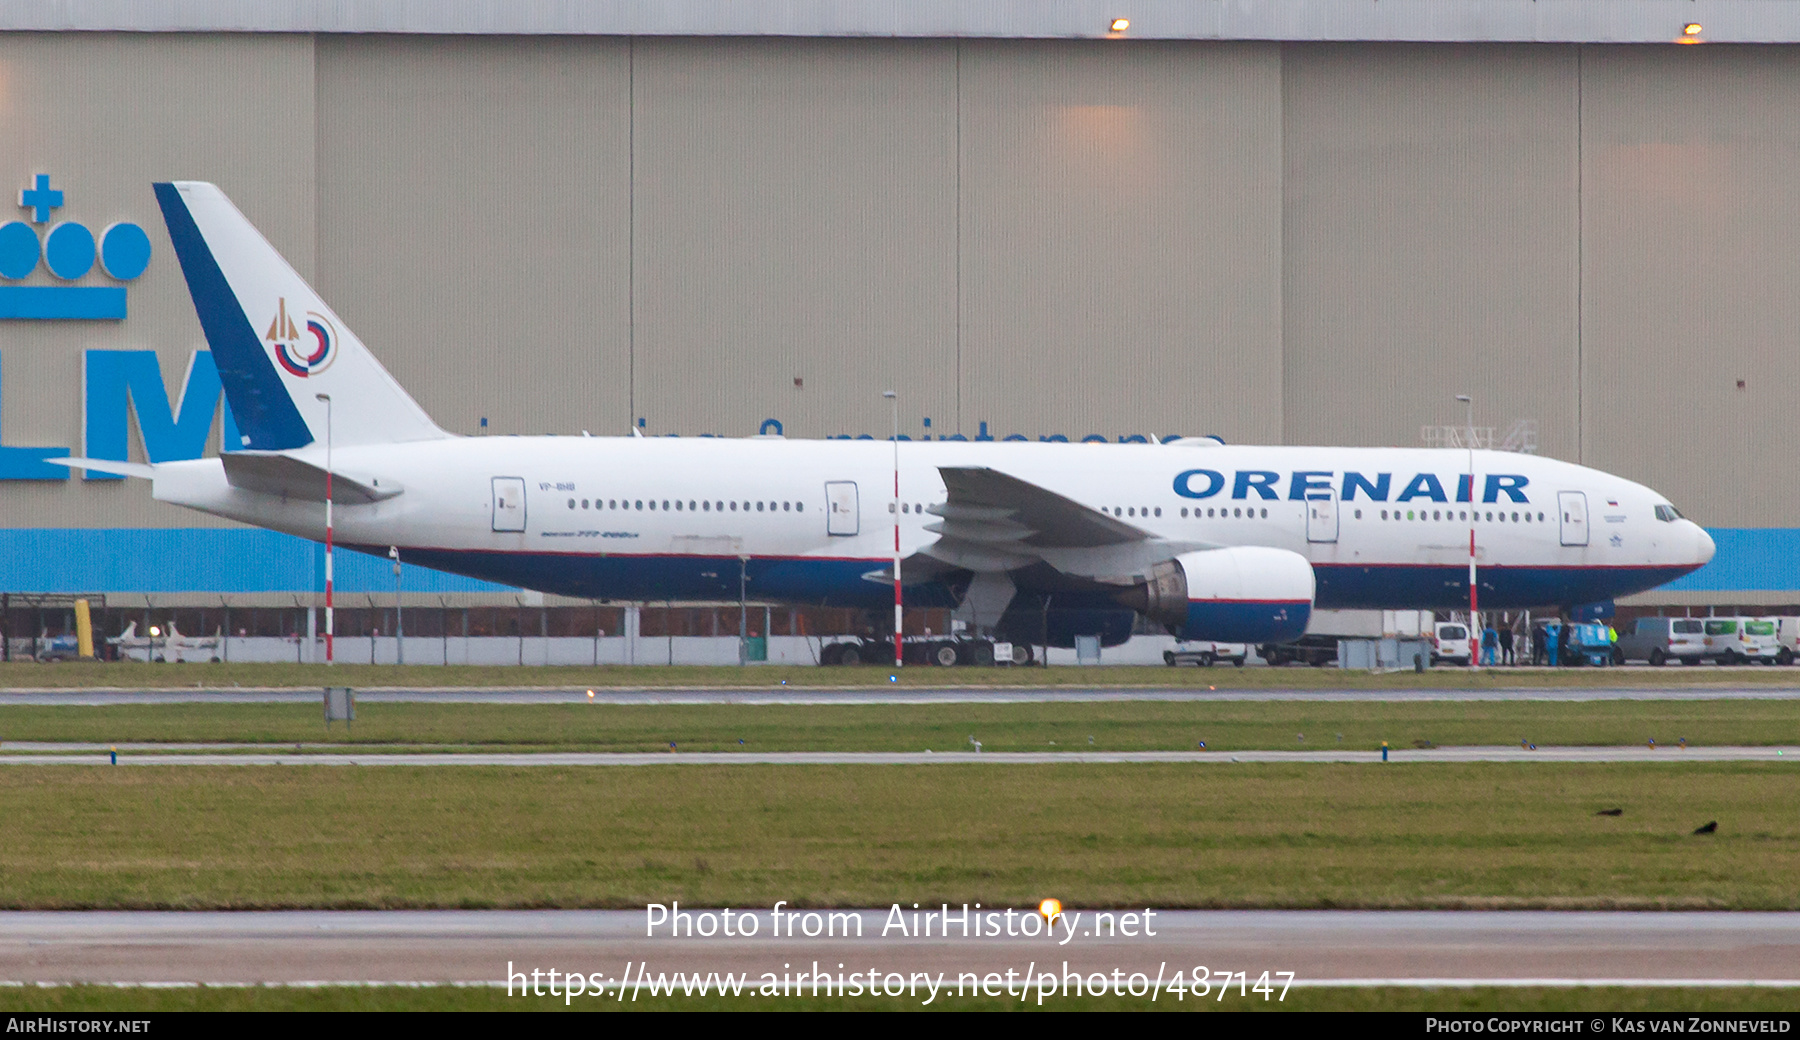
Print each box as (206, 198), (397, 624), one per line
(152, 182), (447, 450)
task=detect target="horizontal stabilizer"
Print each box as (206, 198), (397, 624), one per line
(221, 452), (401, 504)
(47, 457), (154, 480)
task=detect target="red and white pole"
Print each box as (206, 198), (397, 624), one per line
(1458, 395), (1478, 669)
(317, 393), (335, 665)
(885, 391), (902, 668)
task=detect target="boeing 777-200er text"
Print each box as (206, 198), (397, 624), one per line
(57, 183), (1714, 654)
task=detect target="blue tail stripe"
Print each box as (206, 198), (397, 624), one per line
(151, 183), (312, 451)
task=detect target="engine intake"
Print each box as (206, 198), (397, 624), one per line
(1119, 546), (1314, 644)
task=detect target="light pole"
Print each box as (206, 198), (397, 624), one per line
(316, 393), (334, 665)
(389, 546), (403, 665)
(1457, 394), (1478, 669)
(883, 390), (902, 669)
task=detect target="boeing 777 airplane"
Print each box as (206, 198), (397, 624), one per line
(58, 183), (1715, 660)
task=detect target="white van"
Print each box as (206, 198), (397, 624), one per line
(1702, 617), (1781, 664)
(1431, 622), (1472, 666)
(1760, 617), (1800, 666)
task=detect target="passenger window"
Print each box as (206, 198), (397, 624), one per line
(675, 500), (683, 511)
(1154, 507), (1162, 517)
(1354, 509), (1363, 519)
(797, 502), (804, 512)
(690, 501), (697, 511)
(1181, 508), (1189, 518)
(729, 502), (737, 511)
(635, 500), (643, 510)
(758, 502), (765, 512)
(1207, 508), (1215, 517)
(1381, 510), (1388, 520)
(1233, 508), (1241, 518)
(784, 501), (791, 512)
(1260, 508), (1268, 518)
(568, 498), (575, 509)
(1511, 512), (1519, 522)
(702, 501), (710, 511)
(1407, 510), (1415, 520)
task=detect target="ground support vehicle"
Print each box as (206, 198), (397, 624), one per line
(1430, 622), (1472, 666)
(1562, 622), (1617, 667)
(817, 636), (1031, 667)
(1165, 641), (1248, 667)
(1702, 618), (1781, 664)
(1615, 617), (1707, 665)
(1257, 635), (1340, 667)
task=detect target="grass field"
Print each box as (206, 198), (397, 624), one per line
(3, 984), (1793, 1012)
(4, 660), (1800, 690)
(0, 699), (1794, 751)
(0, 762), (1791, 910)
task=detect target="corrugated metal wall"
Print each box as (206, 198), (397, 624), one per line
(1578, 45), (1800, 528)
(1281, 44), (1580, 458)
(0, 34), (1795, 539)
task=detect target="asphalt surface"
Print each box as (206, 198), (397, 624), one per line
(3, 685), (1800, 705)
(0, 746), (1791, 765)
(2, 910), (1795, 988)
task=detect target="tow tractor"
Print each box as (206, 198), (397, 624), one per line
(818, 635), (1032, 667)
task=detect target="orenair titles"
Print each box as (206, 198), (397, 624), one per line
(1172, 469), (1531, 504)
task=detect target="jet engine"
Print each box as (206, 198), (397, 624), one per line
(1119, 546), (1314, 644)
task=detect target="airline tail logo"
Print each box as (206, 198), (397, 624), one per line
(265, 297), (337, 377)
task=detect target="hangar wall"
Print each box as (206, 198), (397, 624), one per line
(0, 32), (1791, 595)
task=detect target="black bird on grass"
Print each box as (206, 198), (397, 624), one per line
(1693, 821), (1718, 835)
(1595, 808), (1623, 816)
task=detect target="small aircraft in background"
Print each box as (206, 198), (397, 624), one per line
(161, 621), (223, 663)
(107, 621), (223, 662)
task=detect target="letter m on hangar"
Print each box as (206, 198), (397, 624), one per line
(80, 350), (242, 480)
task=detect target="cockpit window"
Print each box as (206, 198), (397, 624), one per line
(1654, 504), (1684, 522)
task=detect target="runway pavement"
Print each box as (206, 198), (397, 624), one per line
(3, 685), (1800, 705)
(1, 910), (1795, 988)
(0, 745), (1792, 765)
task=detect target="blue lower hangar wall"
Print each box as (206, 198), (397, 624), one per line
(0, 526), (1784, 598)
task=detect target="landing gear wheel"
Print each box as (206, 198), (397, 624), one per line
(934, 644), (959, 667)
(1649, 648), (1667, 667)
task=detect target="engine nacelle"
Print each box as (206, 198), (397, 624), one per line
(1123, 546), (1315, 644)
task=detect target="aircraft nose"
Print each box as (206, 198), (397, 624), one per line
(1689, 522), (1716, 566)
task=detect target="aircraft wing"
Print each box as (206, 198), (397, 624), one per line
(922, 466), (1217, 578)
(220, 452), (401, 504)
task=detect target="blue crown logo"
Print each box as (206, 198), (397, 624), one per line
(0, 174), (149, 320)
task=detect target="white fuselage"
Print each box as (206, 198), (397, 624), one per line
(145, 437), (1714, 613)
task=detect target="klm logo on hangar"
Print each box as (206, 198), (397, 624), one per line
(0, 174), (242, 481)
(0, 175), (151, 318)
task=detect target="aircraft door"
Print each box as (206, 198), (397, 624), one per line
(492, 476), (527, 533)
(1306, 490), (1339, 544)
(1558, 490), (1589, 547)
(825, 481), (859, 536)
